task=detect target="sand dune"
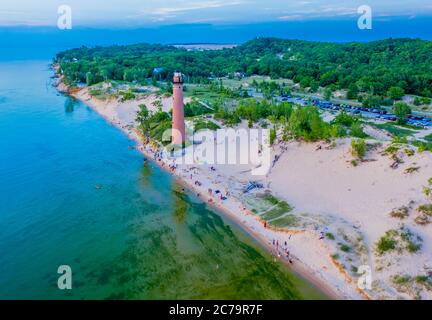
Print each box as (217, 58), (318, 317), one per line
(58, 77), (432, 300)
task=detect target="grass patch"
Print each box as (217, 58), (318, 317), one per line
(414, 275), (432, 290)
(259, 194), (293, 221)
(392, 274), (432, 292)
(376, 231), (398, 255)
(261, 193), (280, 205)
(261, 207), (287, 220)
(415, 204), (432, 225)
(392, 274), (411, 285)
(339, 243), (351, 252)
(404, 166), (420, 174)
(375, 228), (422, 255)
(404, 148), (415, 156)
(375, 122), (417, 138)
(350, 123), (368, 138)
(417, 204), (432, 216)
(389, 206), (409, 219)
(351, 138), (366, 159)
(412, 140), (432, 152)
(148, 119), (172, 145)
(193, 120), (220, 131)
(383, 144), (400, 156)
(424, 134), (432, 142)
(400, 229), (422, 253)
(269, 214), (297, 228)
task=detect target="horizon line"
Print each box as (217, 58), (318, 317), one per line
(1, 14), (432, 29)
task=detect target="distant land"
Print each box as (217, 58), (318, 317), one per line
(172, 44), (238, 51)
(1, 16), (432, 60)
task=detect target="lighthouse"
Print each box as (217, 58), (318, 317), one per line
(172, 72), (185, 146)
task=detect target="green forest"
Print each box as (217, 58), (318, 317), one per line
(56, 37), (432, 98)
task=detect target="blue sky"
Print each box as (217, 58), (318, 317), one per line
(1, 0), (432, 26)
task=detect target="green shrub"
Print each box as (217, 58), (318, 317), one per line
(389, 206), (409, 219)
(350, 123), (367, 138)
(339, 244), (351, 252)
(417, 204), (432, 216)
(392, 274), (411, 285)
(392, 102), (412, 124)
(333, 112), (356, 127)
(400, 230), (422, 253)
(404, 148), (415, 156)
(351, 139), (366, 159)
(383, 144), (400, 155)
(119, 90), (136, 102)
(414, 141), (432, 153)
(326, 233), (335, 240)
(270, 128), (276, 145)
(376, 231), (398, 255)
(193, 120), (220, 131)
(424, 134), (432, 142)
(286, 106), (330, 141)
(414, 275), (432, 289)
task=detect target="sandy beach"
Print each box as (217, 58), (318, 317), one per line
(56, 75), (432, 300)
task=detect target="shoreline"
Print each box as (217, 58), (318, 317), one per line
(55, 76), (366, 300)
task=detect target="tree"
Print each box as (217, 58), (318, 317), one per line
(346, 83), (359, 100)
(392, 102), (412, 124)
(85, 71), (94, 86)
(362, 95), (382, 108)
(58, 38), (432, 97)
(324, 88), (332, 101)
(310, 81), (319, 93)
(152, 99), (163, 112)
(136, 104), (150, 132)
(420, 97), (431, 105)
(387, 86), (405, 101)
(286, 107), (329, 141)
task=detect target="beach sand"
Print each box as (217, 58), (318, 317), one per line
(56, 76), (432, 300)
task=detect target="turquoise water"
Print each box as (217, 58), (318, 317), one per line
(0, 60), (326, 299)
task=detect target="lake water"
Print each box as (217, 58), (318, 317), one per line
(0, 60), (327, 299)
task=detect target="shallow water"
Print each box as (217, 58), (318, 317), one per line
(0, 60), (327, 299)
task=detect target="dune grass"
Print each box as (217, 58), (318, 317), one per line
(374, 122), (417, 138)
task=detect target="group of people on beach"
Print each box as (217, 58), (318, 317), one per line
(207, 187), (229, 203)
(141, 139), (298, 268)
(272, 238), (293, 264)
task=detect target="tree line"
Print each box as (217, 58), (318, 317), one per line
(56, 37), (432, 98)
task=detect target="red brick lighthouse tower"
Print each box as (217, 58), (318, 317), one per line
(172, 72), (185, 146)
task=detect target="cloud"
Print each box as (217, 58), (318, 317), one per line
(278, 15), (304, 21)
(150, 1), (243, 16)
(1, 0), (432, 27)
(321, 6), (357, 16)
